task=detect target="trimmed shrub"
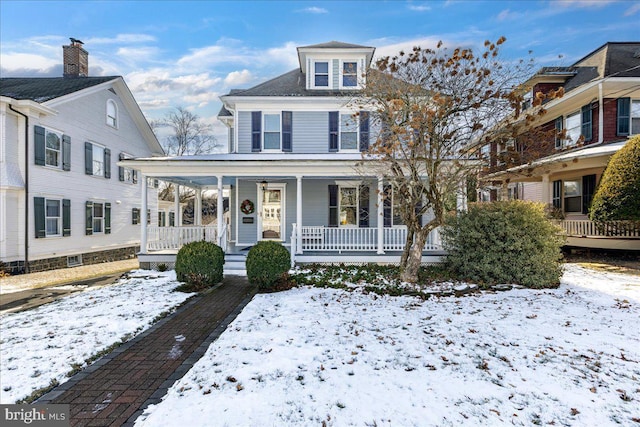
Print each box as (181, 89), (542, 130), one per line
(441, 201), (564, 288)
(246, 241), (291, 290)
(590, 135), (640, 222)
(175, 241), (224, 291)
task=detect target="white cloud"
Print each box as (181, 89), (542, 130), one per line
(85, 34), (157, 45)
(224, 69), (254, 86)
(553, 0), (617, 8)
(496, 8), (523, 21)
(297, 6), (328, 14)
(116, 46), (160, 61)
(407, 3), (431, 12)
(0, 53), (58, 71)
(624, 2), (640, 15)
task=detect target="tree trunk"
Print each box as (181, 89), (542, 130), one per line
(400, 229), (429, 283)
(400, 231), (414, 266)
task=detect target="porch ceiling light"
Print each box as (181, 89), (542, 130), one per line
(260, 180), (268, 194)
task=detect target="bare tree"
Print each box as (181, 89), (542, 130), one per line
(359, 38), (555, 283)
(151, 107), (220, 202)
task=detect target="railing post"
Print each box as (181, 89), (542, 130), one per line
(296, 176), (303, 254)
(291, 223), (297, 268)
(377, 176), (384, 254)
(140, 173), (148, 254)
(217, 175), (224, 249)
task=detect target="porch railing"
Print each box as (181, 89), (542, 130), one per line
(299, 226), (443, 252)
(147, 226), (217, 251)
(558, 220), (640, 238)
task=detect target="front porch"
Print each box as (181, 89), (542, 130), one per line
(558, 220), (640, 250)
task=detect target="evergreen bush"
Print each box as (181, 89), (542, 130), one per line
(246, 241), (291, 290)
(174, 240), (224, 291)
(590, 135), (640, 222)
(441, 201), (564, 288)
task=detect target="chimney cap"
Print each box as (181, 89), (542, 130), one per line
(69, 37), (84, 45)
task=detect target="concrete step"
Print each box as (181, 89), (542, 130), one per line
(224, 253), (247, 276)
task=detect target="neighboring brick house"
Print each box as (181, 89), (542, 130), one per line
(0, 39), (163, 273)
(478, 42), (640, 250)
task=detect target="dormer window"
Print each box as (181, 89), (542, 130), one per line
(314, 61), (329, 87)
(342, 62), (358, 87)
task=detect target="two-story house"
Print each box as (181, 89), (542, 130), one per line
(0, 39), (164, 274)
(124, 41), (453, 271)
(478, 42), (640, 250)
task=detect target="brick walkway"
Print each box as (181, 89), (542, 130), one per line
(37, 276), (257, 427)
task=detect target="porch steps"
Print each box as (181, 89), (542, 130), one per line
(224, 253), (247, 276)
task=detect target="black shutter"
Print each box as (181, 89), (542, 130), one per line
(63, 199), (71, 236)
(329, 112), (339, 152)
(169, 211), (175, 226)
(35, 126), (46, 166)
(34, 197), (46, 238)
(358, 184), (369, 227)
(328, 185), (338, 227)
(85, 142), (93, 175)
(554, 117), (564, 149)
(132, 170), (138, 184)
(581, 105), (592, 142)
(132, 208), (140, 225)
(582, 174), (596, 215)
(383, 185), (392, 227)
(85, 201), (93, 235)
(105, 203), (111, 234)
(552, 180), (562, 209)
(359, 111), (370, 152)
(147, 209), (151, 225)
(617, 98), (630, 136)
(282, 111), (292, 152)
(154, 179), (159, 188)
(118, 153), (125, 181)
(104, 148), (111, 179)
(251, 111), (262, 152)
(62, 134), (71, 171)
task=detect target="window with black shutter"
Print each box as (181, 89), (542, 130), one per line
(617, 98), (630, 136)
(359, 111), (370, 152)
(282, 111), (292, 152)
(251, 111), (262, 152)
(329, 112), (339, 152)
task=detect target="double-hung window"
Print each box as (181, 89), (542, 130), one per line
(34, 197), (70, 238)
(86, 201), (111, 235)
(342, 62), (358, 87)
(35, 126), (70, 170)
(329, 184), (370, 228)
(85, 142), (111, 178)
(564, 111), (581, 147)
(45, 130), (62, 167)
(617, 98), (640, 136)
(264, 114), (281, 150)
(118, 153), (137, 184)
(93, 203), (104, 233)
(339, 187), (358, 226)
(314, 61), (329, 87)
(340, 114), (358, 150)
(45, 199), (62, 236)
(557, 104), (593, 149)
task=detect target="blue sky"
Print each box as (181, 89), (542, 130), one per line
(2, 0), (639, 142)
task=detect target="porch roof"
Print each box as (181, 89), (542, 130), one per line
(484, 140), (627, 182)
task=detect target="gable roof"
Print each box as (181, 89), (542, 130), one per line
(298, 41), (374, 50)
(222, 68), (360, 98)
(0, 77), (118, 103)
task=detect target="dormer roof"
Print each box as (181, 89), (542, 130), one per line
(297, 40), (375, 72)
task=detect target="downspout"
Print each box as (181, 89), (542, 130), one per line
(9, 104), (29, 273)
(598, 82), (604, 144)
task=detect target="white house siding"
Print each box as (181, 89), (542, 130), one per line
(522, 182), (543, 202)
(0, 110), (24, 263)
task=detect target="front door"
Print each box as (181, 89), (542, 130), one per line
(258, 184), (285, 241)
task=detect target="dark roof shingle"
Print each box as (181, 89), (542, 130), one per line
(0, 77), (118, 103)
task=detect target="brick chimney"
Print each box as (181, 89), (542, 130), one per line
(63, 38), (88, 78)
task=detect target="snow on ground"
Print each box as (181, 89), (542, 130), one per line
(0, 270), (194, 403)
(136, 264), (640, 427)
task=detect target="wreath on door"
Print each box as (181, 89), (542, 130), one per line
(240, 199), (255, 215)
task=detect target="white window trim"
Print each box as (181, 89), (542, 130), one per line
(45, 198), (62, 237)
(311, 60), (332, 90)
(89, 142), (106, 177)
(106, 99), (118, 129)
(120, 152), (135, 184)
(44, 127), (63, 169)
(339, 59), (360, 90)
(564, 110), (581, 148)
(262, 112), (282, 152)
(563, 179), (582, 214)
(339, 112), (359, 152)
(92, 201), (105, 234)
(631, 99), (640, 135)
(390, 189), (405, 227)
(336, 181), (362, 228)
(256, 182), (286, 241)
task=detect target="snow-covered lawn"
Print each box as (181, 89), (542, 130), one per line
(136, 264), (640, 427)
(0, 270), (194, 403)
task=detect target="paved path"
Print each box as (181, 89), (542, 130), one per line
(37, 276), (257, 427)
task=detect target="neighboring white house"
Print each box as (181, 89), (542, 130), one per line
(0, 39), (163, 274)
(123, 41), (458, 270)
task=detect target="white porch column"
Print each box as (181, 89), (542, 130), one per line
(140, 173), (148, 253)
(217, 176), (224, 247)
(195, 188), (202, 226)
(456, 179), (468, 211)
(377, 176), (384, 254)
(541, 174), (550, 205)
(296, 175), (303, 254)
(174, 184), (180, 226)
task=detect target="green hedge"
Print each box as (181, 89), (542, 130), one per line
(246, 241), (290, 290)
(590, 135), (640, 222)
(175, 240), (224, 290)
(441, 201), (564, 288)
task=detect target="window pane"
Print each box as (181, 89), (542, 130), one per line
(93, 145), (104, 175)
(632, 101), (640, 134)
(93, 218), (102, 233)
(565, 112), (581, 144)
(315, 62), (328, 73)
(565, 196), (581, 212)
(341, 132), (357, 149)
(340, 207), (357, 225)
(340, 188), (357, 206)
(264, 114), (280, 132)
(343, 75), (357, 87)
(563, 181), (580, 197)
(93, 203), (103, 218)
(264, 132), (280, 149)
(343, 62), (357, 87)
(341, 114), (356, 131)
(315, 75), (328, 86)
(46, 150), (60, 167)
(46, 200), (60, 216)
(46, 218), (59, 235)
(46, 132), (60, 149)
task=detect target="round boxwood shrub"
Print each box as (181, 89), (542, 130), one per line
(246, 241), (291, 290)
(590, 135), (640, 222)
(441, 201), (565, 288)
(175, 240), (224, 291)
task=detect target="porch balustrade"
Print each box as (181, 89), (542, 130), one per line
(558, 220), (640, 238)
(299, 226), (443, 252)
(146, 226), (217, 251)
